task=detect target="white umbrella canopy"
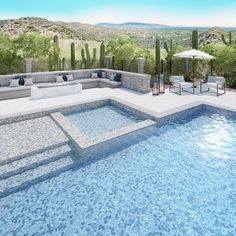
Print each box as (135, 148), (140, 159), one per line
(174, 49), (215, 60)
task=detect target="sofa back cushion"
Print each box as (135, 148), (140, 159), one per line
(10, 79), (20, 87)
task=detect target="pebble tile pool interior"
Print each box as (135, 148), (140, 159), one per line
(1, 105), (236, 235)
(65, 105), (144, 137)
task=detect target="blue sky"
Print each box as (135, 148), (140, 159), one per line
(1, 0), (236, 26)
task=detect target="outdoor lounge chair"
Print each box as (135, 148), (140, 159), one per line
(169, 75), (194, 95)
(200, 76), (226, 96)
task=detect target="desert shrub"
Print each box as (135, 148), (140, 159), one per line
(0, 35), (24, 74)
(0, 33), (60, 75)
(106, 36), (153, 72)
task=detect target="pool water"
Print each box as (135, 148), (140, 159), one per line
(1, 108), (236, 235)
(65, 105), (144, 137)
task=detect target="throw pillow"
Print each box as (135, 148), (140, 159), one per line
(56, 75), (64, 83)
(109, 74), (116, 81)
(24, 78), (33, 86)
(10, 79), (20, 87)
(16, 76), (25, 86)
(96, 71), (103, 78)
(91, 73), (98, 79)
(102, 72), (107, 78)
(59, 73), (68, 81)
(66, 74), (74, 81)
(114, 73), (122, 82)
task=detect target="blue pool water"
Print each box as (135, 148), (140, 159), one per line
(66, 105), (144, 137)
(1, 107), (236, 235)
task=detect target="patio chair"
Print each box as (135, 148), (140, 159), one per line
(200, 76), (226, 96)
(169, 75), (194, 95)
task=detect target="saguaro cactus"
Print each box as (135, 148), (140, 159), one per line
(164, 39), (173, 53)
(155, 38), (161, 77)
(164, 40), (173, 74)
(100, 42), (106, 68)
(81, 48), (87, 69)
(222, 32), (236, 46)
(112, 55), (115, 69)
(192, 30), (199, 49)
(85, 43), (91, 66)
(53, 35), (59, 45)
(50, 35), (60, 71)
(61, 57), (65, 70)
(81, 43), (97, 68)
(71, 42), (76, 70)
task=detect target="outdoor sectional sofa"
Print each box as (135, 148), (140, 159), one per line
(0, 69), (151, 100)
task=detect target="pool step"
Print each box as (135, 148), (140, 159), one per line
(0, 144), (73, 180)
(0, 155), (74, 198)
(0, 141), (70, 166)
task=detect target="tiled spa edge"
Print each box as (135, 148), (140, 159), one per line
(51, 112), (156, 149)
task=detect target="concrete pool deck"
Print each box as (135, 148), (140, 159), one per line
(0, 87), (236, 120)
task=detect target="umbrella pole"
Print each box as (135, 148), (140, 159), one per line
(193, 57), (195, 94)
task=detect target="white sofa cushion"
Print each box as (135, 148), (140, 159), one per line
(102, 72), (107, 78)
(10, 79), (20, 87)
(66, 74), (74, 81)
(24, 78), (33, 86)
(56, 75), (64, 83)
(99, 79), (121, 86)
(91, 73), (98, 79)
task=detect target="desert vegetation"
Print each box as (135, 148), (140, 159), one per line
(0, 17), (235, 87)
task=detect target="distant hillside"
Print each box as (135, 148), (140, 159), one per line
(0, 17), (233, 49)
(0, 17), (125, 41)
(96, 22), (170, 30)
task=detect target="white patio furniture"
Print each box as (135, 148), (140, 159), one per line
(200, 76), (226, 96)
(174, 49), (215, 95)
(31, 81), (82, 99)
(169, 75), (194, 95)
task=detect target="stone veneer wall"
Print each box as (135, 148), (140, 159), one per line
(0, 69), (151, 93)
(105, 69), (151, 93)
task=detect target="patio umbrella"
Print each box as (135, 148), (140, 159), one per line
(174, 49), (215, 86)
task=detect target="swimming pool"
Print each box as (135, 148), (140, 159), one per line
(0, 105), (236, 235)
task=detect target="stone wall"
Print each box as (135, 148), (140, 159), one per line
(105, 69), (151, 93)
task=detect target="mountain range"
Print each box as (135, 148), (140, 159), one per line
(96, 22), (171, 30)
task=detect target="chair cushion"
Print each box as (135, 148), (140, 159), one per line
(207, 82), (224, 89)
(179, 82), (193, 88)
(215, 76), (226, 84)
(170, 75), (185, 83)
